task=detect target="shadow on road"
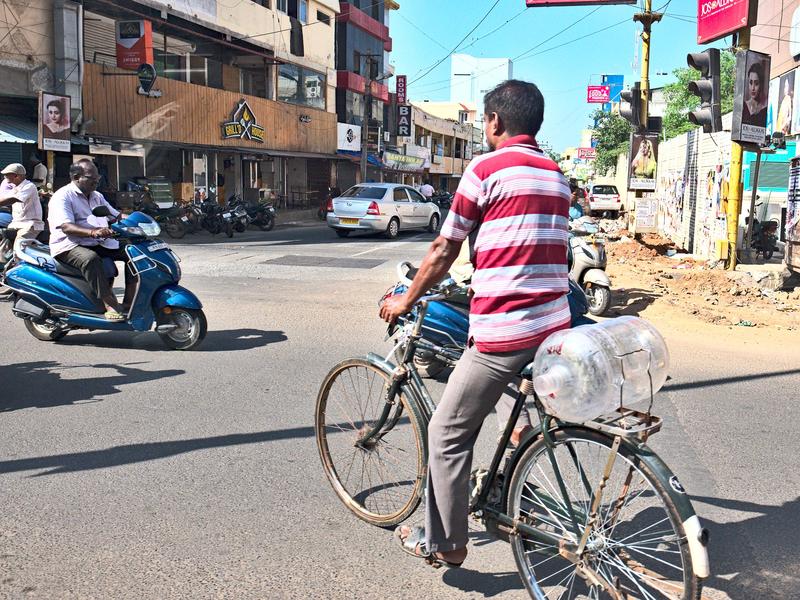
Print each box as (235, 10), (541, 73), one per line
(57, 328), (287, 352)
(607, 286), (661, 317)
(694, 495), (800, 598)
(663, 367), (800, 392)
(0, 361), (184, 412)
(442, 568), (522, 597)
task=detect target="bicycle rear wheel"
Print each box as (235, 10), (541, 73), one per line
(315, 358), (427, 527)
(507, 428), (700, 599)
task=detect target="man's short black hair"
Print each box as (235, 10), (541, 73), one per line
(69, 158), (94, 181)
(483, 79), (545, 138)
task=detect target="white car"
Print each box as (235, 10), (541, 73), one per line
(587, 184), (623, 216)
(326, 183), (442, 239)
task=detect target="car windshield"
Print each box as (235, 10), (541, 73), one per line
(592, 186), (618, 195)
(340, 186), (386, 199)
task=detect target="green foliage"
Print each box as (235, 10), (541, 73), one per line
(545, 149), (562, 164)
(662, 49), (735, 140)
(590, 108), (632, 177)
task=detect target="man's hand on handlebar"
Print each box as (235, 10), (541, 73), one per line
(91, 227), (115, 239)
(379, 293), (413, 327)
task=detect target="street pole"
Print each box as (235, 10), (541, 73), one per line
(360, 57), (372, 183)
(744, 148), (763, 257)
(727, 28), (751, 270)
(632, 0), (661, 229)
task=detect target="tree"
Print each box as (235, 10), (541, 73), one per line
(590, 108), (631, 177)
(662, 49), (735, 140)
(545, 148), (562, 164)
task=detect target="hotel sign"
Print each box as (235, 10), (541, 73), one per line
(221, 99), (264, 143)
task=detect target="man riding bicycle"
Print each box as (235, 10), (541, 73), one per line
(380, 79), (571, 568)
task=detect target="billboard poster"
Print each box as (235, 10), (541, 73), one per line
(731, 50), (770, 145)
(775, 70), (796, 137)
(38, 92), (71, 153)
(115, 20), (154, 70)
(576, 147), (596, 160)
(586, 85), (610, 103)
(697, 0), (757, 45)
(767, 78), (780, 136)
(601, 74), (624, 112)
(787, 160), (800, 243)
(628, 132), (658, 192)
(396, 75), (407, 105)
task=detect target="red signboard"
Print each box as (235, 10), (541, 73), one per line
(396, 75), (407, 105)
(587, 85), (611, 103)
(525, 0), (635, 6)
(576, 147), (597, 160)
(115, 20), (154, 70)
(696, 0), (757, 45)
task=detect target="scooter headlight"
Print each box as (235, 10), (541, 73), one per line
(139, 222), (161, 237)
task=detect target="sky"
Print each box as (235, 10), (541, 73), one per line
(389, 0), (729, 153)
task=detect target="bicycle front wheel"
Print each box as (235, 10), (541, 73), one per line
(507, 428), (700, 599)
(315, 358), (427, 527)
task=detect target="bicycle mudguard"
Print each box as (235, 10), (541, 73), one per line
(502, 426), (710, 580)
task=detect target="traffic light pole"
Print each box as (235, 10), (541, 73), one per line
(727, 29), (750, 270)
(634, 0), (661, 130)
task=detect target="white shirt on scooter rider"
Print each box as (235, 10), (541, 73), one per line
(47, 182), (120, 257)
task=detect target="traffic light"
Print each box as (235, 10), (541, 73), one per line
(687, 48), (722, 133)
(619, 82), (641, 129)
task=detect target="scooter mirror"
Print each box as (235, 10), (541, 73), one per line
(92, 206), (112, 218)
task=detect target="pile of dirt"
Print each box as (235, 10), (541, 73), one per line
(604, 236), (800, 330)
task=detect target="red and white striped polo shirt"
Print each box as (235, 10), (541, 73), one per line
(440, 134), (571, 353)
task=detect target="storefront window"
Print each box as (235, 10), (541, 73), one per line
(278, 63), (326, 110)
(242, 65), (269, 99)
(154, 48), (187, 82)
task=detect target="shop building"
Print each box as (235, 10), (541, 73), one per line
(1, 0), (342, 208)
(333, 0), (397, 188)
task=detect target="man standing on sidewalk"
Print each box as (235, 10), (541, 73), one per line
(419, 180), (435, 200)
(380, 79), (570, 568)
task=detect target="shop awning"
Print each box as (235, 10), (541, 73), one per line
(0, 115), (87, 146)
(336, 150), (382, 167)
(264, 149), (346, 160)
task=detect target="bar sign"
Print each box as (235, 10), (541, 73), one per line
(397, 105), (411, 137)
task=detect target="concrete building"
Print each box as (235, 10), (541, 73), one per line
(449, 53), (512, 124)
(0, 0), (342, 208)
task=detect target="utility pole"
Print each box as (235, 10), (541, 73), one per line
(727, 29), (750, 270)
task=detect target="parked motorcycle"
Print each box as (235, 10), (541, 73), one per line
(384, 261), (595, 378)
(133, 187), (187, 239)
(199, 200), (228, 236)
(431, 191), (453, 210)
(3, 207), (207, 350)
(228, 195), (276, 232)
(569, 217), (612, 316)
(748, 214), (779, 260)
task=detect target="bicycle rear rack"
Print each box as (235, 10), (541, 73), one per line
(584, 408), (661, 442)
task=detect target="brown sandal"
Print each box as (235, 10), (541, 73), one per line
(394, 526), (464, 569)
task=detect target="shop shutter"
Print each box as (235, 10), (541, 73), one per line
(0, 143), (22, 167)
(84, 11), (117, 66)
(758, 161), (790, 190)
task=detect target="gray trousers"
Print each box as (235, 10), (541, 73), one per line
(425, 343), (537, 553)
(56, 245), (134, 302)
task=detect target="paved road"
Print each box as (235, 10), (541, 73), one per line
(1, 223), (798, 599)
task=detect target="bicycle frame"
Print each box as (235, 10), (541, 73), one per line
(360, 296), (709, 591)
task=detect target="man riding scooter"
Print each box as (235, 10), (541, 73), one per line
(47, 159), (134, 321)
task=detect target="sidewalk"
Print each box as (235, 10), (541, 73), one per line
(275, 208), (322, 227)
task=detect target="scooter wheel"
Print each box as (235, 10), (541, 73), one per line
(157, 308), (207, 350)
(24, 318), (67, 342)
(259, 215), (275, 232)
(225, 222), (234, 238)
(585, 284), (611, 316)
(165, 219), (186, 239)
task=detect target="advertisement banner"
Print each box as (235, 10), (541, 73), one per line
(526, 0), (634, 6)
(731, 50), (770, 146)
(586, 85), (610, 103)
(775, 69), (797, 137)
(397, 105), (411, 137)
(576, 147), (597, 160)
(382, 151), (425, 172)
(628, 132), (658, 192)
(115, 20), (154, 71)
(697, 0), (757, 45)
(38, 92), (71, 153)
(788, 160), (800, 243)
(396, 75), (407, 105)
(337, 123), (361, 152)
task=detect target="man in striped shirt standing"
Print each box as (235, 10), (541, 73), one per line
(380, 79), (571, 568)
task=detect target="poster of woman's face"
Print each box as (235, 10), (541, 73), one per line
(741, 54), (769, 127)
(777, 70), (796, 136)
(39, 92), (71, 152)
(767, 78), (780, 135)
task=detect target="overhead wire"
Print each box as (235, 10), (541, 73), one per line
(409, 0), (503, 85)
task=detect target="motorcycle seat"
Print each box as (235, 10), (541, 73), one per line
(18, 240), (85, 278)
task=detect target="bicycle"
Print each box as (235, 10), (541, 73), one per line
(315, 281), (710, 599)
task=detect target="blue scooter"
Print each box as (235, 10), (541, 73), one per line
(384, 261), (595, 377)
(3, 207), (207, 350)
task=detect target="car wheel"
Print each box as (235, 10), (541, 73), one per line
(335, 229), (350, 238)
(385, 218), (400, 239)
(427, 213), (440, 233)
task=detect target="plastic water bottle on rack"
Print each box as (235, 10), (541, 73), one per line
(531, 316), (670, 423)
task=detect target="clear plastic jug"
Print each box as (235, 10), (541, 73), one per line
(531, 316), (670, 423)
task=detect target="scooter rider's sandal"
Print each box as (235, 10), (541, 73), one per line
(104, 309), (125, 321)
